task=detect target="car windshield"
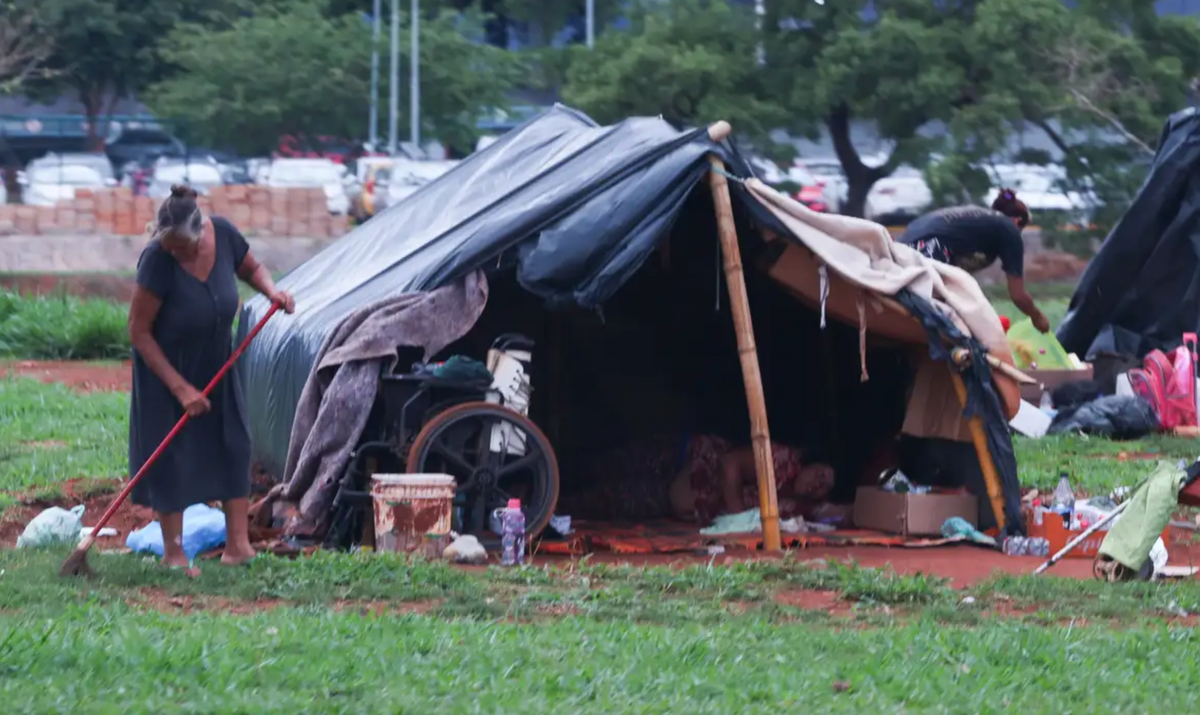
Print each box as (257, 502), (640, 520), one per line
(270, 162), (339, 185)
(153, 164), (223, 184)
(30, 164), (104, 186)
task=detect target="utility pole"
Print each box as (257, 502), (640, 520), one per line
(388, 0), (400, 155)
(369, 0), (381, 149)
(411, 0), (420, 147)
(586, 0), (595, 48)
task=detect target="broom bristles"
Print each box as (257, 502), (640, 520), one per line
(59, 548), (95, 578)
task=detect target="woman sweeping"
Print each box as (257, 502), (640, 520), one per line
(128, 184), (294, 571)
(897, 188), (1051, 333)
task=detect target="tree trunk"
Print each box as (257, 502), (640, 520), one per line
(82, 87), (106, 152)
(826, 102), (886, 219)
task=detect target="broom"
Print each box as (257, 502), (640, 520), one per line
(61, 302), (281, 577)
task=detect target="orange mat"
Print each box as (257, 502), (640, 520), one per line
(534, 520), (970, 556)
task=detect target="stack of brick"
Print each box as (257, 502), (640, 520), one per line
(0, 186), (351, 238)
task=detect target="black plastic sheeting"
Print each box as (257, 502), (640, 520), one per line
(894, 291), (1025, 536)
(1058, 107), (1200, 359)
(237, 104), (1023, 531)
(1048, 395), (1160, 440)
(239, 105), (746, 476)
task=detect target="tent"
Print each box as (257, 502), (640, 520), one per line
(1058, 107), (1200, 359)
(238, 105), (1026, 544)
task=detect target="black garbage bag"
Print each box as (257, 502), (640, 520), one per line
(1050, 379), (1109, 410)
(1048, 395), (1160, 440)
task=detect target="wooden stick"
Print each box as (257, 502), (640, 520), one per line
(706, 121), (782, 551)
(949, 368), (1007, 532)
(950, 347), (1038, 385)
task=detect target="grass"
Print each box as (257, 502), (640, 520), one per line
(0, 377), (128, 502)
(0, 290), (129, 360)
(1, 609), (1198, 712)
(0, 284), (1197, 709)
(2, 548), (1200, 711)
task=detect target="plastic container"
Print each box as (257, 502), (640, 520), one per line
(371, 474), (456, 558)
(501, 498), (526, 567)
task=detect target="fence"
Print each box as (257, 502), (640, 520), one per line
(0, 186), (351, 238)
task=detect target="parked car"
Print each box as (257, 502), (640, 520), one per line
(18, 157), (115, 207)
(983, 164), (1097, 225)
(146, 160), (226, 200)
(378, 159), (459, 211)
(793, 158), (848, 213)
(864, 166), (933, 224)
(264, 158), (351, 215)
(787, 164), (839, 213)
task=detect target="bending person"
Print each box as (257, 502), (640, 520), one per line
(127, 184), (295, 572)
(897, 188), (1050, 333)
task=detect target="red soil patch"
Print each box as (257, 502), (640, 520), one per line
(0, 477), (150, 548)
(0, 273), (136, 303)
(2, 360), (132, 392)
(133, 589), (289, 615)
(333, 599), (444, 616)
(774, 588), (856, 617)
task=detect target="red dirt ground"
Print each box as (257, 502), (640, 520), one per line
(2, 360), (132, 392)
(0, 477), (151, 548)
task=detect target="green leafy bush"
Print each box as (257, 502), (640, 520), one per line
(0, 291), (129, 360)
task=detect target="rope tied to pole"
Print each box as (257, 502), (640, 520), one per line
(709, 165), (747, 184)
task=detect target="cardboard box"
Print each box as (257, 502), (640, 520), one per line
(1020, 366), (1094, 404)
(854, 486), (978, 537)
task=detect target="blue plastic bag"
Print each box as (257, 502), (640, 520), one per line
(125, 503), (227, 560)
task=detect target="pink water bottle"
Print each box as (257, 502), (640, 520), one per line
(501, 498), (525, 567)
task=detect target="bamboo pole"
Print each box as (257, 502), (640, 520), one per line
(706, 120), (782, 551)
(948, 368), (1007, 532)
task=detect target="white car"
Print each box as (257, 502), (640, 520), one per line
(19, 162), (113, 207)
(147, 160), (226, 200)
(379, 159), (459, 211)
(264, 158), (351, 215)
(865, 166), (933, 223)
(983, 164), (1097, 224)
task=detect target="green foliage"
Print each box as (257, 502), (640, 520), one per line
(0, 291), (128, 361)
(0, 376), (128, 496)
(0, 1), (57, 94)
(27, 0), (248, 142)
(145, 0), (523, 155)
(562, 0), (789, 147)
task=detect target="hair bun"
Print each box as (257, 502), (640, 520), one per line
(169, 184), (198, 199)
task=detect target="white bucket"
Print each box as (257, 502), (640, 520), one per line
(371, 474), (456, 557)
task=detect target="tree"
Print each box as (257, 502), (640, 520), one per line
(144, 1), (524, 155)
(933, 0), (1200, 239)
(0, 2), (55, 94)
(763, 0), (989, 217)
(29, 0), (249, 148)
(561, 0), (790, 149)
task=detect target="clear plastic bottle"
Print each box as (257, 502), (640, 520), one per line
(500, 498), (526, 567)
(1052, 472), (1075, 528)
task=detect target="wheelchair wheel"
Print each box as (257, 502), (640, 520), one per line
(405, 401), (559, 548)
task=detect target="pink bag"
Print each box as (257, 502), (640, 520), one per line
(1130, 346), (1197, 429)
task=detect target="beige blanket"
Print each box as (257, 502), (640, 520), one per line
(745, 179), (1012, 442)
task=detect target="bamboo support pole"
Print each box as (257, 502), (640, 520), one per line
(706, 120), (782, 551)
(948, 369), (1007, 532)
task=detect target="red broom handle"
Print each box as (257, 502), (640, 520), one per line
(87, 302), (281, 535)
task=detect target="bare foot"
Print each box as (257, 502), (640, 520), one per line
(220, 544), (257, 566)
(161, 554), (200, 578)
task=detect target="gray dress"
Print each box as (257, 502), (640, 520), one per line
(129, 216), (253, 514)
